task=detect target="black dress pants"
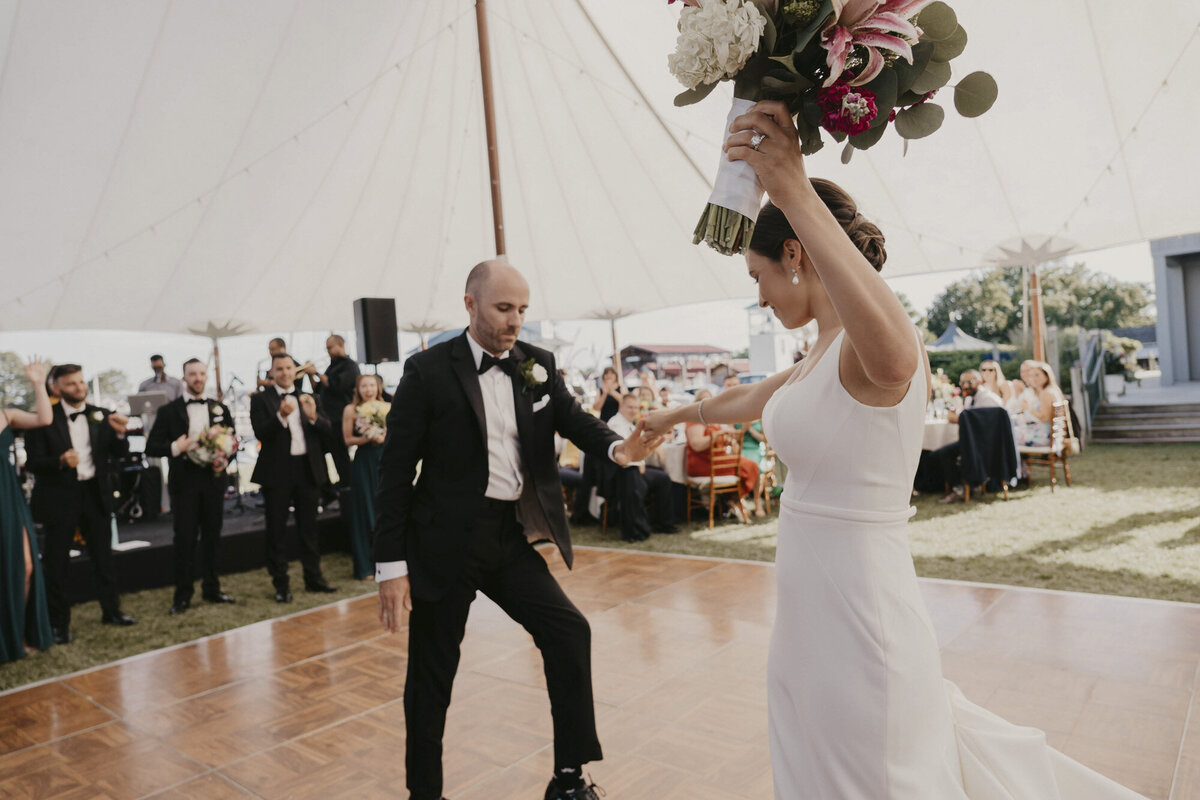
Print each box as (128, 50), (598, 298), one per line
(935, 441), (963, 489)
(618, 465), (674, 542)
(404, 499), (600, 800)
(41, 479), (119, 628)
(170, 473), (226, 604)
(261, 456), (324, 592)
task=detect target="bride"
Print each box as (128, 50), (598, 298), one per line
(641, 100), (1145, 799)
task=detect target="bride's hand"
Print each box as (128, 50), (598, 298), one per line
(641, 409), (675, 440)
(724, 100), (811, 207)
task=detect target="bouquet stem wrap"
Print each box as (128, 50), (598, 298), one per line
(693, 97), (765, 256)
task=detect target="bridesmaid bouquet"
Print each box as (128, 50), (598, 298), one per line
(665, 0), (997, 254)
(186, 425), (238, 474)
(355, 400), (391, 441)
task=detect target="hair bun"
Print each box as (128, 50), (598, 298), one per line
(846, 214), (886, 272)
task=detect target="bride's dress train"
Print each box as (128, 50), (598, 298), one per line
(761, 330), (1146, 799)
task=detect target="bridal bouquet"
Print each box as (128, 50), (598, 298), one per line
(666, 0), (997, 254)
(355, 400), (391, 441)
(186, 425), (238, 474)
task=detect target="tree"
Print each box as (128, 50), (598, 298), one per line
(895, 291), (932, 342)
(926, 267), (1021, 341)
(0, 351), (34, 411)
(96, 369), (130, 397)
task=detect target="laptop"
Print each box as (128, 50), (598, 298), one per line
(126, 391), (170, 416)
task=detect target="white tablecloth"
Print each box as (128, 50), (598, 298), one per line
(647, 441), (689, 484)
(922, 420), (959, 451)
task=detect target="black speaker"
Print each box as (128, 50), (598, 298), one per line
(354, 298), (400, 363)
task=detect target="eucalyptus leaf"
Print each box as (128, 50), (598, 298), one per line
(801, 98), (823, 128)
(863, 68), (898, 125)
(903, 138), (910, 157)
(792, 0), (834, 54)
(674, 81), (720, 107)
(892, 42), (934, 95)
(910, 58), (951, 95)
(850, 122), (887, 150)
(917, 1), (957, 41)
(931, 25), (968, 62)
(954, 71), (999, 117)
(894, 102), (944, 139)
(800, 132), (826, 156)
(840, 141), (855, 164)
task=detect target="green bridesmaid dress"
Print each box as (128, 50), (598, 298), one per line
(1, 425), (53, 663)
(347, 442), (382, 580)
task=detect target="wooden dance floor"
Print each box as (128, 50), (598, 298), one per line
(2, 547), (1199, 799)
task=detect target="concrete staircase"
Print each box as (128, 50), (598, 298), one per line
(1091, 402), (1200, 444)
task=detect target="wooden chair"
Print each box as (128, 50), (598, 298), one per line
(1018, 400), (1074, 492)
(685, 431), (747, 529)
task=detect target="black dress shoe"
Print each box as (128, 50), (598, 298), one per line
(544, 777), (602, 800)
(275, 591), (293, 603)
(305, 582), (338, 593)
(654, 524), (681, 534)
(203, 592), (237, 604)
(101, 612), (138, 626)
(168, 600), (191, 616)
(51, 627), (73, 645)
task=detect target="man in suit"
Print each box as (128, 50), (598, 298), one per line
(146, 358), (237, 615)
(24, 364), (137, 643)
(607, 393), (678, 541)
(375, 261), (661, 800)
(937, 369), (1004, 504)
(249, 352), (338, 602)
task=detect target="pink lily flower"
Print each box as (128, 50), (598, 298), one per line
(820, 0), (935, 87)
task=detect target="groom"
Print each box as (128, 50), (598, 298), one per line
(376, 260), (659, 800)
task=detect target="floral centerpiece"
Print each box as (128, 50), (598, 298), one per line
(666, 0), (997, 254)
(186, 425), (238, 474)
(355, 400), (391, 441)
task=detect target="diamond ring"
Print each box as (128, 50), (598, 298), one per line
(750, 132), (766, 151)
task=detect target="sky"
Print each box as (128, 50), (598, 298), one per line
(0, 241), (1153, 400)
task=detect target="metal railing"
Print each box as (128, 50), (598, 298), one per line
(1073, 329), (1105, 443)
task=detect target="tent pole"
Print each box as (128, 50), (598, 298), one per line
(610, 317), (624, 391)
(1021, 264), (1030, 343)
(211, 337), (224, 402)
(475, 0), (506, 256)
(1030, 267), (1046, 363)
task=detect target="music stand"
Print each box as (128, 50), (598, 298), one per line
(126, 391), (170, 417)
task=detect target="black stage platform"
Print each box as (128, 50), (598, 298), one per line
(56, 494), (350, 604)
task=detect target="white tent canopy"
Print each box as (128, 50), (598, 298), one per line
(1, 0), (1197, 336)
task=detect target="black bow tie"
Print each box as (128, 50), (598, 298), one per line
(69, 410), (87, 422)
(186, 398), (207, 405)
(478, 352), (518, 377)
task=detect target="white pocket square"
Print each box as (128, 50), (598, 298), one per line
(532, 396), (551, 413)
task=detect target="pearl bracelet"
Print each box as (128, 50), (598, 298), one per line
(696, 399), (708, 426)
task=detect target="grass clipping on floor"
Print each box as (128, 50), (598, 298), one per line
(571, 443), (1200, 603)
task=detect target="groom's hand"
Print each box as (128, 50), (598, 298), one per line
(378, 576), (412, 634)
(613, 420), (663, 466)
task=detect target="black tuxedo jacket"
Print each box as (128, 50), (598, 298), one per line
(248, 388), (333, 488)
(25, 402), (131, 516)
(145, 396), (236, 492)
(374, 332), (621, 600)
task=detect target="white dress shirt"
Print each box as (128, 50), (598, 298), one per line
(968, 386), (1003, 409)
(62, 401), (97, 481)
(607, 413), (643, 467)
(376, 332), (624, 583)
(276, 385), (307, 456)
(170, 394), (212, 457)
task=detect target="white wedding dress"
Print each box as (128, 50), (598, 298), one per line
(761, 329), (1146, 799)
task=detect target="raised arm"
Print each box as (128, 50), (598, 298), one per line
(642, 368), (792, 438)
(3, 358), (53, 431)
(726, 101), (919, 390)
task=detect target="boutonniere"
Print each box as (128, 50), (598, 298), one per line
(210, 403), (224, 420)
(90, 410), (104, 423)
(519, 359), (548, 393)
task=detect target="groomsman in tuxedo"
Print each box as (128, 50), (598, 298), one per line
(146, 358), (237, 614)
(249, 353), (338, 602)
(375, 260), (661, 800)
(24, 364), (137, 643)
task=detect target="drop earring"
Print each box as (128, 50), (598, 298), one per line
(791, 269), (800, 285)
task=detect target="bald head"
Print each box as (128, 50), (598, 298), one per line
(464, 259), (530, 356)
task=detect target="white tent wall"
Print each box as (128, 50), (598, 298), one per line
(0, 1), (1197, 336)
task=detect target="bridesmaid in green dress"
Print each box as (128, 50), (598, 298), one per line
(342, 374), (388, 581)
(2, 357), (55, 663)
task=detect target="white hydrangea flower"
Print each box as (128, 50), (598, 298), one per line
(668, 0), (768, 90)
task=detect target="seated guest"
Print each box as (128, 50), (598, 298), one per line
(592, 366), (623, 422)
(1014, 361), (1064, 447)
(146, 358), (237, 614)
(658, 385), (676, 409)
(342, 374), (387, 581)
(936, 369), (1004, 503)
(138, 354), (185, 402)
(250, 353), (337, 601)
(24, 364), (136, 643)
(685, 390), (761, 520)
(734, 419), (770, 517)
(721, 373), (741, 394)
(608, 394), (676, 541)
(979, 359), (1012, 405)
(636, 384), (657, 413)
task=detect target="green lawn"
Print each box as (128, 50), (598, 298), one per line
(571, 443), (1200, 602)
(3, 443), (1196, 693)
